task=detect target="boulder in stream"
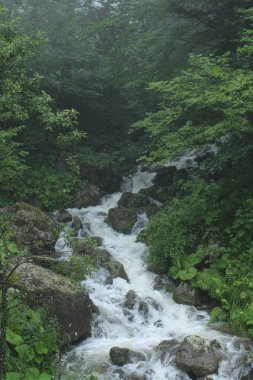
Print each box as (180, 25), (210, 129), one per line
(71, 215), (83, 234)
(104, 259), (129, 284)
(173, 282), (202, 306)
(110, 347), (146, 366)
(123, 290), (150, 319)
(14, 262), (97, 344)
(108, 207), (138, 234)
(155, 339), (180, 362)
(175, 335), (222, 378)
(55, 209), (72, 223)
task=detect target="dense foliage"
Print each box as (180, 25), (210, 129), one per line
(136, 6), (253, 336)
(1, 0), (253, 376)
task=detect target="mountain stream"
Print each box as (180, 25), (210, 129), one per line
(56, 167), (252, 380)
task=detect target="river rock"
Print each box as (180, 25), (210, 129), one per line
(105, 259), (129, 284)
(73, 184), (101, 208)
(155, 339), (180, 362)
(154, 275), (175, 291)
(14, 262), (97, 344)
(56, 209), (72, 223)
(175, 336), (222, 378)
(71, 216), (83, 234)
(108, 207), (137, 234)
(11, 203), (60, 255)
(173, 282), (202, 306)
(110, 347), (146, 366)
(94, 247), (112, 264)
(118, 192), (152, 209)
(123, 291), (149, 319)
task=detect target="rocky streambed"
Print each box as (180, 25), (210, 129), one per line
(55, 167), (253, 380)
(4, 162), (253, 379)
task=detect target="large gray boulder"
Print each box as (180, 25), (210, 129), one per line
(173, 282), (202, 306)
(108, 207), (137, 234)
(12, 203), (60, 255)
(110, 347), (146, 366)
(175, 336), (222, 378)
(14, 262), (97, 344)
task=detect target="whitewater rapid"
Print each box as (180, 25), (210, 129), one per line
(57, 168), (252, 380)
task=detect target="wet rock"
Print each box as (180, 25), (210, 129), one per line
(110, 347), (146, 366)
(73, 184), (101, 208)
(123, 290), (138, 309)
(105, 260), (129, 284)
(173, 283), (202, 306)
(123, 291), (149, 318)
(154, 275), (175, 291)
(56, 209), (72, 223)
(98, 211), (107, 217)
(140, 186), (169, 203)
(108, 207), (137, 234)
(118, 192), (152, 209)
(14, 262), (97, 344)
(94, 248), (112, 264)
(71, 216), (83, 234)
(138, 300), (149, 318)
(12, 203), (60, 255)
(155, 339), (180, 362)
(153, 166), (177, 187)
(175, 336), (222, 378)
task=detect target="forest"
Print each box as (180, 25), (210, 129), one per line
(0, 0), (253, 379)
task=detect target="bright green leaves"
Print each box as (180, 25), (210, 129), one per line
(7, 369), (52, 380)
(6, 298), (58, 377)
(170, 249), (205, 281)
(6, 328), (24, 346)
(133, 46), (253, 164)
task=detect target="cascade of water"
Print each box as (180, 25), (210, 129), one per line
(58, 168), (252, 380)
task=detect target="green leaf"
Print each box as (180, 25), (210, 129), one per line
(7, 243), (18, 254)
(7, 373), (22, 380)
(25, 368), (40, 380)
(6, 327), (24, 346)
(38, 374), (52, 380)
(35, 341), (49, 354)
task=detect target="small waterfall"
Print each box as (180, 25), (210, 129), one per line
(58, 168), (252, 380)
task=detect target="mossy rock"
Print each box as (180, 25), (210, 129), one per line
(11, 203), (60, 255)
(14, 262), (97, 344)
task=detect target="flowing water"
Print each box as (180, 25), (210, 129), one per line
(57, 167), (253, 380)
